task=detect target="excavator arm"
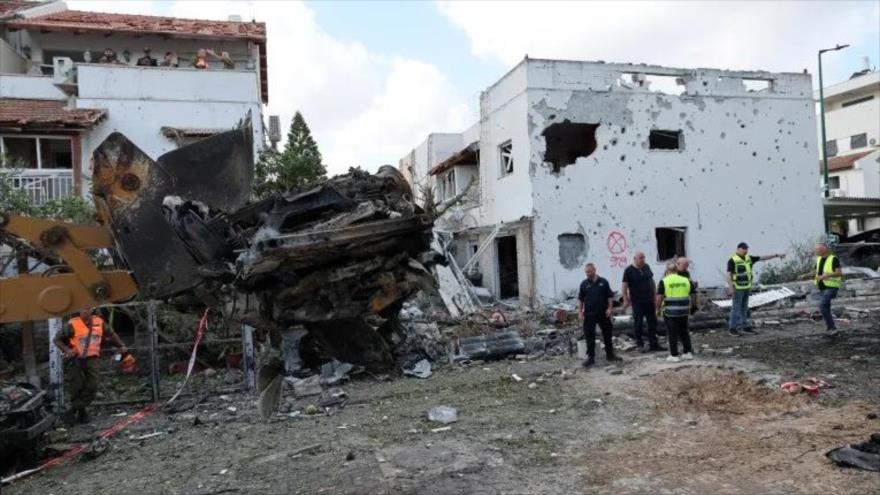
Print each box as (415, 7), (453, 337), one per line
(0, 212), (137, 323)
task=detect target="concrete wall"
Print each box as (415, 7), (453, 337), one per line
(477, 61), (533, 226)
(0, 73), (65, 100)
(74, 64), (263, 197)
(521, 60), (823, 302)
(0, 39), (26, 74)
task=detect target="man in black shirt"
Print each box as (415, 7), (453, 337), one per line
(622, 251), (665, 353)
(578, 262), (622, 367)
(136, 47), (157, 67)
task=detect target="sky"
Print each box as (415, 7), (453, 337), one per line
(66, 0), (880, 176)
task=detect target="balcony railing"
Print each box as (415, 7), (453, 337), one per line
(5, 171), (75, 205)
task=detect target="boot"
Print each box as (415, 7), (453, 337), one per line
(77, 407), (90, 424)
(582, 357), (595, 368)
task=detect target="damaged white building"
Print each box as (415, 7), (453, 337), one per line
(400, 58), (824, 307)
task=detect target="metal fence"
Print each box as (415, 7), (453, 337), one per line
(6, 171), (75, 205)
(47, 302), (256, 410)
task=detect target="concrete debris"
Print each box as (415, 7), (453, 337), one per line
(317, 387), (348, 410)
(826, 433), (880, 471)
(95, 130), (441, 372)
(403, 359), (433, 379)
(286, 375), (322, 398)
(712, 287), (797, 309)
(426, 406), (458, 425)
(130, 432), (165, 441)
(511, 374), (523, 382)
(320, 360), (354, 386)
(454, 330), (525, 361)
(83, 438), (110, 460)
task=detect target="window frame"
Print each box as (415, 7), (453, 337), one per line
(824, 139), (838, 158)
(827, 175), (841, 190)
(655, 226), (687, 262)
(0, 134), (74, 172)
(850, 133), (868, 150)
(498, 140), (514, 178)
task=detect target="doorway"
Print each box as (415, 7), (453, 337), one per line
(496, 236), (519, 299)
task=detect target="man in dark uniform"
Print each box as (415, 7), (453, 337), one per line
(53, 308), (127, 424)
(578, 262), (622, 367)
(622, 251), (665, 353)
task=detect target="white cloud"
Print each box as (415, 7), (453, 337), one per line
(437, 1), (879, 79)
(68, 1), (468, 174)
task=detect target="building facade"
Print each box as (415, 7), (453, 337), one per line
(402, 58), (824, 307)
(0, 1), (266, 205)
(817, 65), (880, 237)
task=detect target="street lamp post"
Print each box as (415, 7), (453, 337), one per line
(818, 44), (849, 198)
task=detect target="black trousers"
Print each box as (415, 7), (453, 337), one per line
(664, 316), (692, 357)
(583, 314), (614, 359)
(632, 300), (659, 347)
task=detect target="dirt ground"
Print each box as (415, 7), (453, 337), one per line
(7, 319), (880, 495)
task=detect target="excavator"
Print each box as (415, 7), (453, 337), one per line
(0, 123), (441, 371)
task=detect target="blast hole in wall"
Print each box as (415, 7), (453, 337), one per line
(542, 121), (599, 172)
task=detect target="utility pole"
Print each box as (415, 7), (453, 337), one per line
(818, 44), (849, 198)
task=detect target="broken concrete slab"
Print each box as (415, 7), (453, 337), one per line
(426, 405), (458, 424)
(402, 359), (433, 379)
(454, 330), (525, 361)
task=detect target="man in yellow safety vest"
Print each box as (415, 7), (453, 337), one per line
(801, 242), (844, 336)
(726, 242), (786, 336)
(656, 262), (698, 363)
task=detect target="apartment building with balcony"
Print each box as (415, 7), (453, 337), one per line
(0, 0), (266, 205)
(816, 61), (880, 238)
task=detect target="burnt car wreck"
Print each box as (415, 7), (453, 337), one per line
(92, 124), (441, 371)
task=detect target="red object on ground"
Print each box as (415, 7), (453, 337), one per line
(226, 352), (243, 368)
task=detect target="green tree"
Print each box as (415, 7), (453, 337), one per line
(253, 111), (327, 198)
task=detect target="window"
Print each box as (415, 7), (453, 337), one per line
(841, 95), (874, 108)
(649, 130), (682, 150)
(850, 133), (868, 150)
(443, 169), (456, 200)
(856, 217), (866, 232)
(558, 233), (587, 269)
(0, 136), (73, 170)
(499, 140), (513, 176)
(542, 122), (599, 172)
(825, 139), (838, 158)
(655, 227), (686, 261)
(828, 176), (841, 190)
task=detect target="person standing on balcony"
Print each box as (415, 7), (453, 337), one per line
(98, 48), (122, 64)
(136, 47), (157, 67)
(192, 48), (210, 69)
(208, 49), (235, 69)
(160, 51), (178, 68)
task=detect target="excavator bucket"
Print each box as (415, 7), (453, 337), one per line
(92, 125), (253, 298)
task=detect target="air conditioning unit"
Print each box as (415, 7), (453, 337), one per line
(829, 189), (846, 198)
(52, 57), (74, 83)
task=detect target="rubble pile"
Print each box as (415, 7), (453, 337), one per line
(93, 128), (441, 371)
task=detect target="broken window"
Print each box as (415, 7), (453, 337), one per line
(850, 133), (867, 150)
(825, 139), (838, 158)
(655, 227), (686, 261)
(542, 122), (599, 172)
(499, 140), (513, 176)
(649, 130), (682, 150)
(558, 233), (587, 269)
(742, 79), (772, 92)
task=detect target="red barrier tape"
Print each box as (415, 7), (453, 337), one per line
(1, 309), (210, 486)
